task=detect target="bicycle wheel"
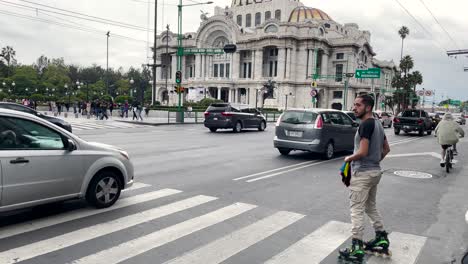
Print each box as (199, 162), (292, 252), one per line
(445, 150), (451, 173)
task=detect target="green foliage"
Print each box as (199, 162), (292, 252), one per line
(0, 91), (7, 100)
(115, 95), (133, 104)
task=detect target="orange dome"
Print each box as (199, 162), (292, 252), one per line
(288, 6), (332, 22)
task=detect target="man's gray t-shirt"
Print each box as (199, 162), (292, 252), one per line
(352, 118), (386, 173)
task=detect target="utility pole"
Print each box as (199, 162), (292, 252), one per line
(152, 0), (158, 105)
(177, 0), (183, 122)
(165, 24), (170, 92)
(106, 31), (110, 95)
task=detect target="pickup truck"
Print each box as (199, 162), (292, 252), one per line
(393, 109), (433, 136)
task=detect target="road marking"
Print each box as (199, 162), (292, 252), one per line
(164, 211), (304, 264)
(0, 195), (216, 264)
(122, 182), (150, 192)
(265, 221), (351, 264)
(71, 203), (258, 264)
(387, 152), (458, 163)
(246, 159), (340, 182)
(0, 188), (180, 240)
(465, 210), (468, 224)
(390, 137), (422, 146)
(233, 160), (318, 181)
(367, 232), (426, 264)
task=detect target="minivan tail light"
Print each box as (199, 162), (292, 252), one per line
(204, 112), (210, 117)
(276, 114), (283, 126)
(394, 118), (400, 123)
(221, 112), (233, 117)
(315, 115), (323, 129)
(417, 119), (423, 125)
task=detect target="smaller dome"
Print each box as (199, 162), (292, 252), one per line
(288, 6), (332, 23)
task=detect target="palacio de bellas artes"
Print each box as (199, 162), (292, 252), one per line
(154, 0), (398, 111)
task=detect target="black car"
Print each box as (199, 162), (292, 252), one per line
(204, 103), (266, 133)
(0, 102), (72, 132)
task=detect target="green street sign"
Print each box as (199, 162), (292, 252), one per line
(355, 68), (381, 79)
(450, 100), (461, 106)
(178, 48), (224, 56)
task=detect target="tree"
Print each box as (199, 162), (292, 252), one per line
(391, 55), (423, 111)
(34, 55), (50, 77)
(1, 46), (17, 77)
(398, 26), (409, 60)
(410, 71), (423, 92)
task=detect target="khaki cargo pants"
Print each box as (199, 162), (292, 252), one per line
(349, 170), (385, 240)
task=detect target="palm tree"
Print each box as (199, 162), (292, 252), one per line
(411, 70), (423, 91)
(398, 26), (410, 60)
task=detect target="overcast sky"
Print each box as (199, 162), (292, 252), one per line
(0, 0), (467, 102)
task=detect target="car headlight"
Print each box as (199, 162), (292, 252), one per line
(119, 150), (130, 160)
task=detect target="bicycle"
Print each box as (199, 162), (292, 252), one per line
(444, 145), (454, 173)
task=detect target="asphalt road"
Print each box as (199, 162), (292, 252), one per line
(1, 123), (467, 264)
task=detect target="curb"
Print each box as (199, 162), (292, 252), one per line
(116, 120), (202, 126)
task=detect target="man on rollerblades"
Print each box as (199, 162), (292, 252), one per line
(338, 94), (391, 263)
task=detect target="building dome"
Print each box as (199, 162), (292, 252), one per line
(288, 6), (332, 22)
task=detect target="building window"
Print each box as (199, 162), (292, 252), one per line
(246, 14), (252, 27)
(220, 64), (225, 77)
(237, 15), (242, 26)
(189, 66), (193, 78)
(336, 53), (344, 60)
(333, 91), (343, 99)
(255, 12), (261, 26)
(274, 61), (278, 77)
(269, 61), (273, 77)
(243, 63), (247, 78)
(214, 64), (218, 77)
(248, 62), (252, 78)
(265, 11), (271, 20)
(335, 64), (343, 82)
(226, 63), (230, 78)
(265, 25), (278, 33)
(275, 10), (281, 20)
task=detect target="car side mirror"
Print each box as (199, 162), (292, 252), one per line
(352, 122), (359, 127)
(66, 139), (76, 152)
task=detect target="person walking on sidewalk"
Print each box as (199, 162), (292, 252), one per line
(131, 101), (139, 120)
(137, 102), (144, 121)
(100, 102), (109, 120)
(338, 94), (391, 262)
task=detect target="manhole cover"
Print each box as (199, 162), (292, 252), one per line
(393, 170), (433, 179)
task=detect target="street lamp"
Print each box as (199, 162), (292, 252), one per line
(176, 0), (213, 122)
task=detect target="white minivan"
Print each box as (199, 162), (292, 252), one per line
(0, 109), (134, 212)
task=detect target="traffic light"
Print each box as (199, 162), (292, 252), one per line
(175, 71), (182, 84)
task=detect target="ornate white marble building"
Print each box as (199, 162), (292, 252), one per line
(155, 0), (397, 110)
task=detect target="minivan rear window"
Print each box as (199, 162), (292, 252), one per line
(207, 104), (229, 112)
(281, 111), (318, 124)
(402, 110), (421, 118)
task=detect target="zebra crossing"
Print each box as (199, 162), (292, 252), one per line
(0, 184), (428, 264)
(68, 120), (149, 131)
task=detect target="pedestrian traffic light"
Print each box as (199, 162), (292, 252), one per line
(175, 71), (182, 84)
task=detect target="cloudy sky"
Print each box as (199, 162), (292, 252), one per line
(0, 0), (467, 102)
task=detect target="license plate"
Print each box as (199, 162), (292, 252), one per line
(288, 131), (303, 137)
(213, 117), (218, 120)
(404, 126), (410, 129)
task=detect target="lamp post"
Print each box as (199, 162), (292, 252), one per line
(130, 78), (135, 98)
(176, 0), (213, 122)
(285, 92), (293, 110)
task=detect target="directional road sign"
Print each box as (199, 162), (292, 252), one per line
(355, 68), (381, 79)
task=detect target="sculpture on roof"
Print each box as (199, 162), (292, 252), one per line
(200, 10), (209, 22)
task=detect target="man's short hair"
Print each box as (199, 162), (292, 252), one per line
(357, 94), (375, 110)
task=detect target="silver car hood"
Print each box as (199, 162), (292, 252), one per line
(86, 142), (123, 152)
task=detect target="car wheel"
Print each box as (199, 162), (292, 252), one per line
(394, 128), (400, 135)
(323, 141), (334, 160)
(278, 148), (291, 155)
(258, 121), (266, 131)
(209, 128), (217, 133)
(86, 170), (122, 209)
(426, 129), (432, 135)
(418, 129), (424, 137)
(233, 121), (242, 133)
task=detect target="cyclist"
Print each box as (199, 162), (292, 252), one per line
(435, 113), (464, 167)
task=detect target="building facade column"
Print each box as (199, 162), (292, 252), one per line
(307, 49), (314, 77)
(201, 55), (206, 80)
(171, 55), (177, 80)
(254, 49), (263, 79)
(195, 54), (202, 78)
(321, 52), (329, 76)
(277, 48), (286, 79)
(232, 52), (240, 80)
(234, 88), (238, 103)
(217, 87), (222, 100)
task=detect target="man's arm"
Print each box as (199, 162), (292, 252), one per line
(345, 138), (369, 162)
(381, 137), (390, 161)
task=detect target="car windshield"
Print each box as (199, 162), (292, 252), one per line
(281, 111), (318, 124)
(346, 112), (357, 120)
(402, 110), (421, 118)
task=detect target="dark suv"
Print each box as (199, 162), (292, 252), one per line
(0, 102), (72, 132)
(204, 103), (266, 133)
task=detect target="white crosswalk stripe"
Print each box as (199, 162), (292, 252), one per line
(68, 121), (148, 131)
(0, 187), (428, 264)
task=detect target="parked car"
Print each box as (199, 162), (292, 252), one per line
(0, 108), (134, 212)
(0, 102), (72, 132)
(451, 113), (466, 125)
(344, 111), (357, 121)
(204, 103), (266, 133)
(274, 109), (358, 159)
(393, 109), (433, 136)
(375, 111), (393, 128)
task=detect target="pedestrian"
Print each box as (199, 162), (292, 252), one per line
(109, 101), (114, 117)
(57, 102), (62, 116)
(132, 101), (139, 120)
(73, 101), (77, 114)
(124, 100), (129, 118)
(101, 102), (109, 120)
(86, 101), (91, 117)
(95, 100), (101, 120)
(48, 101), (52, 112)
(137, 102), (144, 121)
(144, 103), (150, 117)
(65, 103), (70, 112)
(338, 94), (391, 262)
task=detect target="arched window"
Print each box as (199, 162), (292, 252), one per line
(275, 10), (281, 20)
(265, 11), (271, 20)
(255, 12), (261, 26)
(237, 15), (242, 26)
(265, 24), (278, 33)
(319, 28), (324, 36)
(246, 14), (252, 27)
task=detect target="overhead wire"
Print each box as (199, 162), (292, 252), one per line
(418, 0), (460, 50)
